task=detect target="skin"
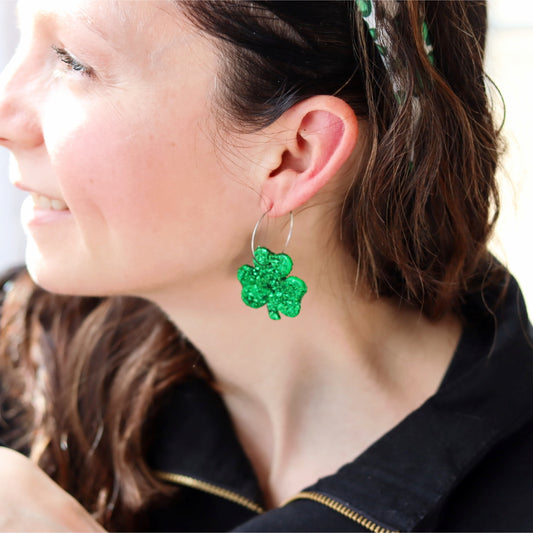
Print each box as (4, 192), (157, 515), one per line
(0, 0), (462, 528)
(0, 447), (104, 532)
(2, 0), (264, 297)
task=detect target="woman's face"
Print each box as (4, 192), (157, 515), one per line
(0, 0), (262, 298)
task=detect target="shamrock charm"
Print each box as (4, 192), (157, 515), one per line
(237, 247), (307, 320)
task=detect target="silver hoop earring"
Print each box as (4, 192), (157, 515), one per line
(237, 211), (307, 320)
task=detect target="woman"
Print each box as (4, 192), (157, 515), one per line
(0, 0), (532, 531)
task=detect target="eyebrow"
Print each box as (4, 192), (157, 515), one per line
(78, 16), (110, 42)
(69, 3), (133, 54)
(67, 9), (116, 46)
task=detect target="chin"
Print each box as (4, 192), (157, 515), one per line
(24, 240), (117, 297)
(24, 257), (155, 300)
(25, 259), (104, 298)
(26, 267), (84, 296)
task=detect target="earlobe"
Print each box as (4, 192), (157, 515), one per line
(261, 96), (358, 217)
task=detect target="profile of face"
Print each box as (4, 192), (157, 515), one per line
(0, 0), (264, 299)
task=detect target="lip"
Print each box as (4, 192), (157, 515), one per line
(13, 181), (64, 202)
(20, 195), (71, 229)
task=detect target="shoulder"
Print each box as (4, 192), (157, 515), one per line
(435, 415), (533, 530)
(430, 273), (533, 530)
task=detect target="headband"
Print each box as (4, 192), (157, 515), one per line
(357, 0), (434, 97)
(356, 0), (434, 162)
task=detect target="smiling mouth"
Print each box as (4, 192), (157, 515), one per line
(31, 192), (69, 211)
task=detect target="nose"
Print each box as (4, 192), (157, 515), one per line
(0, 46), (44, 150)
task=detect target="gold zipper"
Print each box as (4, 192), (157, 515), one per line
(154, 470), (265, 514)
(283, 491), (399, 533)
(156, 471), (397, 532)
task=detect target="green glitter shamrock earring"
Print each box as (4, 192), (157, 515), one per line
(237, 211), (307, 320)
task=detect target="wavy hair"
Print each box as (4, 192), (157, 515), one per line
(0, 1), (504, 529)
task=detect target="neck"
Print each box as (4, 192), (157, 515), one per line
(141, 233), (461, 507)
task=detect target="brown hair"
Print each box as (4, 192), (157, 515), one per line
(181, 0), (504, 317)
(0, 267), (211, 529)
(0, 1), (504, 529)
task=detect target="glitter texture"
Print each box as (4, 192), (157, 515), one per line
(237, 247), (307, 320)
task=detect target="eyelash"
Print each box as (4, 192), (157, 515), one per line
(52, 46), (94, 77)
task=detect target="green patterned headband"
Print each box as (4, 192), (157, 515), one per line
(356, 0), (434, 99)
(356, 0), (434, 163)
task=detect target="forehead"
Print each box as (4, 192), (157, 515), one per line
(16, 0), (202, 70)
(17, 0), (179, 42)
(18, 0), (124, 29)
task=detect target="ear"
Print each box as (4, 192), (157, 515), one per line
(260, 95), (358, 217)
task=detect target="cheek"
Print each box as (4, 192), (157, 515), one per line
(42, 95), (239, 264)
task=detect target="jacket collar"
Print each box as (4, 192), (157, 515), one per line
(149, 275), (533, 531)
(148, 378), (264, 507)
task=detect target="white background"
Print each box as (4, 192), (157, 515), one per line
(0, 0), (25, 272)
(0, 0), (532, 311)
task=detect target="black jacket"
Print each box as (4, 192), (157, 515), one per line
(2, 271), (533, 531)
(146, 275), (533, 532)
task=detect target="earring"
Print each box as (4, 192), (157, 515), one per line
(237, 211), (307, 320)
